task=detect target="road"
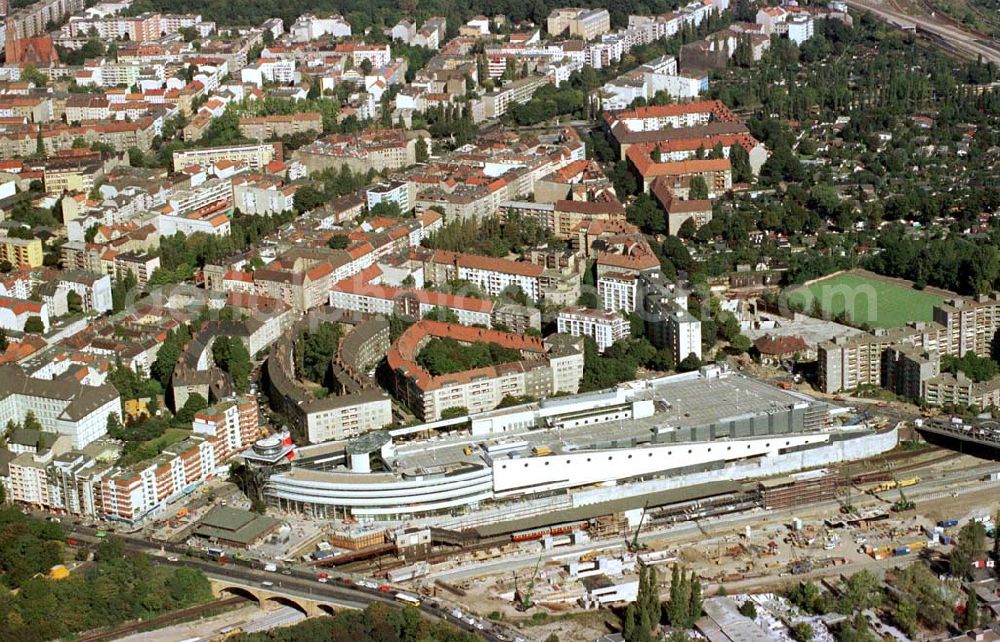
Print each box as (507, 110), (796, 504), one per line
(844, 0), (1000, 63)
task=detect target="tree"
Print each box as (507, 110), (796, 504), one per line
(890, 563), (953, 630)
(23, 316), (44, 334)
(837, 570), (882, 613)
(730, 334), (752, 352)
(951, 521), (987, 579)
(66, 290), (83, 314)
(790, 622), (813, 642)
(360, 58), (373, 75)
(294, 321), (343, 385)
(891, 599), (918, 636)
(21, 65), (47, 87)
(730, 144), (753, 183)
(625, 564), (660, 642)
(666, 563), (692, 628)
(964, 590), (979, 629)
(212, 337), (252, 393)
(327, 235), (350, 249)
(787, 581), (828, 614)
(688, 572), (702, 624)
(165, 567), (212, 607)
(688, 176), (709, 200)
(423, 306), (459, 323)
(941, 352), (998, 383)
(440, 406), (468, 419)
(0, 329), (8, 352)
(677, 354), (702, 372)
(369, 201), (403, 218)
(152, 327), (188, 387)
(415, 137), (429, 163)
(738, 600), (757, 619)
(175, 393), (208, 425)
(994, 509), (1000, 558)
(22, 411), (42, 433)
(835, 613), (878, 642)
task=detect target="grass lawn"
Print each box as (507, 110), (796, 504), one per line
(787, 273), (944, 328)
(142, 428), (190, 452)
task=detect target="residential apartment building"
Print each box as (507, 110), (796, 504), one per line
(5, 0), (86, 44)
(933, 295), (1000, 360)
(0, 364), (121, 449)
(330, 280), (495, 328)
(113, 252), (160, 288)
(0, 236), (43, 268)
(367, 180), (413, 214)
(387, 321), (585, 421)
(923, 372), (1000, 409)
(424, 250), (544, 302)
(5, 424), (234, 522)
(817, 323), (948, 394)
(481, 75), (551, 119)
(289, 14), (352, 41)
(158, 200), (231, 237)
(547, 8), (611, 40)
(0, 296), (49, 333)
(882, 344), (940, 401)
(266, 314), (393, 443)
(238, 113), (322, 141)
(557, 306), (630, 352)
(599, 272), (638, 312)
(191, 396), (260, 460)
(232, 176), (297, 216)
(293, 129), (428, 175)
(172, 143), (281, 172)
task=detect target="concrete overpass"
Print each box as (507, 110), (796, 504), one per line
(208, 578), (359, 617)
(845, 0), (1000, 64)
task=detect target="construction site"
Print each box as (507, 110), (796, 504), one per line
(314, 441), (1000, 642)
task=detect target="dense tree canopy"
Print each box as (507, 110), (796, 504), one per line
(230, 602), (477, 642)
(0, 511), (212, 642)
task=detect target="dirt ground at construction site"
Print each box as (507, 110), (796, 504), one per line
(428, 448), (1000, 642)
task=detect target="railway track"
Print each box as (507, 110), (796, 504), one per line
(73, 597), (248, 642)
(844, 0), (1000, 63)
(913, 0), (998, 39)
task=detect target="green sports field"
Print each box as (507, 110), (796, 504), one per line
(786, 273), (944, 328)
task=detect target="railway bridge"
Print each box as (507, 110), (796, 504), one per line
(209, 578), (355, 617)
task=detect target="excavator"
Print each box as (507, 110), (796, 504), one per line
(891, 487), (915, 512)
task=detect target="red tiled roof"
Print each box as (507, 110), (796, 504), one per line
(753, 334), (809, 356)
(432, 250), (544, 278)
(386, 320), (544, 391)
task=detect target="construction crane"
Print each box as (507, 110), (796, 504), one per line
(626, 502), (650, 553)
(514, 555), (542, 611)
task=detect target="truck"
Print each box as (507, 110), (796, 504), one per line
(531, 446), (552, 456)
(263, 563), (278, 572)
(938, 519), (959, 528)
